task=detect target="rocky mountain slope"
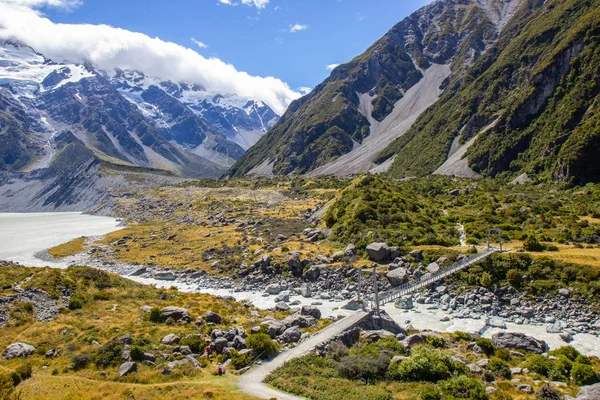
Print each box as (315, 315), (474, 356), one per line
(228, 0), (522, 177)
(230, 0), (600, 184)
(0, 40), (277, 178)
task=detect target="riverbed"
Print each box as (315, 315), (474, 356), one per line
(1, 212), (599, 356)
(0, 212), (123, 267)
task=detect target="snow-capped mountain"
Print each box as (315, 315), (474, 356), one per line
(0, 40), (278, 176)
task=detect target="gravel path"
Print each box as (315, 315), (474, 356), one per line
(238, 310), (370, 399)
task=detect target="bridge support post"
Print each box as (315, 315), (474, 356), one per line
(487, 228), (502, 251)
(357, 267), (362, 306)
(373, 266), (380, 317)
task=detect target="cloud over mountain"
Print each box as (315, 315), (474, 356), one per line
(0, 1), (299, 114)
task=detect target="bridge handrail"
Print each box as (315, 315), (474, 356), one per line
(371, 247), (500, 306)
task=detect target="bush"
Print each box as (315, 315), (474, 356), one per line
(419, 384), (442, 400)
(246, 333), (278, 359)
(480, 272), (492, 288)
(180, 335), (206, 354)
(440, 376), (488, 400)
(571, 362), (599, 385)
(230, 350), (254, 370)
(327, 341), (348, 362)
(148, 307), (161, 323)
(526, 355), (553, 377)
(495, 349), (510, 361)
(486, 358), (511, 379)
(506, 269), (522, 288)
(475, 338), (495, 356)
(550, 346), (580, 361)
(524, 236), (544, 252)
(336, 354), (390, 382)
(389, 347), (458, 383)
(535, 384), (560, 400)
(452, 331), (473, 342)
(92, 341), (123, 367)
(426, 335), (445, 349)
(68, 297), (83, 310)
(129, 346), (144, 362)
(72, 354), (90, 370)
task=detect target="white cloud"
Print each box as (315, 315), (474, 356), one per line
(218, 0), (269, 8)
(191, 37), (208, 49)
(289, 23), (308, 33)
(0, 0), (81, 9)
(326, 63), (340, 71)
(0, 3), (300, 114)
(298, 86), (311, 95)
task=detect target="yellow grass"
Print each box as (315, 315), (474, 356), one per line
(47, 237), (86, 259)
(504, 240), (600, 267)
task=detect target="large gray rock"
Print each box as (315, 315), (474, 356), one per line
(487, 317), (507, 329)
(577, 383), (600, 399)
(361, 330), (395, 342)
(161, 334), (181, 345)
(394, 295), (414, 310)
(161, 306), (191, 323)
(303, 265), (322, 282)
(386, 268), (408, 287)
(287, 254), (303, 277)
(119, 361), (137, 376)
(366, 243), (390, 262)
(2, 342), (35, 359)
(300, 305), (321, 319)
(211, 337), (229, 354)
(426, 262), (440, 274)
(275, 302), (290, 312)
(491, 332), (549, 354)
(280, 326), (301, 343)
(402, 334), (426, 348)
(154, 271), (176, 281)
(263, 319), (287, 338)
(265, 284), (283, 295)
(299, 284), (312, 298)
(203, 311), (222, 324)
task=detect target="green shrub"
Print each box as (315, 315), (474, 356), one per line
(327, 341), (348, 362)
(336, 354), (390, 382)
(68, 297), (83, 310)
(426, 335), (445, 349)
(129, 346), (144, 362)
(378, 337), (405, 354)
(475, 338), (495, 356)
(548, 356), (572, 382)
(526, 355), (553, 377)
(486, 358), (511, 379)
(524, 236), (545, 252)
(246, 333), (278, 359)
(92, 341), (123, 367)
(571, 362), (599, 385)
(495, 349), (510, 361)
(389, 347), (458, 383)
(452, 331), (473, 342)
(230, 350), (254, 370)
(506, 269), (522, 288)
(535, 384), (561, 400)
(440, 375), (488, 400)
(480, 272), (492, 288)
(419, 384), (442, 400)
(549, 346), (580, 361)
(148, 307), (161, 323)
(72, 354), (90, 370)
(180, 335), (206, 354)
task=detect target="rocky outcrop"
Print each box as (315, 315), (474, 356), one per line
(491, 332), (549, 354)
(366, 243), (390, 262)
(2, 342), (35, 359)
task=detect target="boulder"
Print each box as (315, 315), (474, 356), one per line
(119, 362), (137, 376)
(577, 383), (600, 399)
(300, 305), (321, 319)
(161, 307), (191, 323)
(366, 243), (390, 262)
(403, 334), (426, 348)
(275, 302), (290, 312)
(2, 342), (35, 359)
(232, 335), (246, 350)
(287, 254), (303, 277)
(491, 332), (549, 354)
(211, 337), (229, 354)
(283, 314), (317, 328)
(265, 284), (283, 295)
(386, 268), (408, 287)
(487, 317), (507, 329)
(303, 265), (322, 282)
(154, 271), (176, 281)
(263, 320), (287, 338)
(203, 311), (222, 324)
(426, 262), (440, 274)
(280, 326), (301, 343)
(394, 295), (414, 310)
(344, 244), (357, 257)
(299, 284), (312, 298)
(161, 334), (181, 345)
(361, 330), (395, 342)
(118, 334), (133, 345)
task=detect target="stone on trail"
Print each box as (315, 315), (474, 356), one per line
(2, 342), (36, 359)
(119, 361), (137, 376)
(366, 242), (390, 262)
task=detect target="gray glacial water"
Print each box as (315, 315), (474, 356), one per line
(0, 212), (123, 267)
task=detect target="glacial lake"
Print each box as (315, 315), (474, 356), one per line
(0, 212), (123, 267)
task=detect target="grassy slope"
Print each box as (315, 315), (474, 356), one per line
(0, 265), (275, 399)
(381, 0), (600, 183)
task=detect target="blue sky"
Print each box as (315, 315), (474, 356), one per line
(44, 0), (432, 92)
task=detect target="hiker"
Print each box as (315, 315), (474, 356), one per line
(217, 363), (225, 375)
(205, 345), (211, 358)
